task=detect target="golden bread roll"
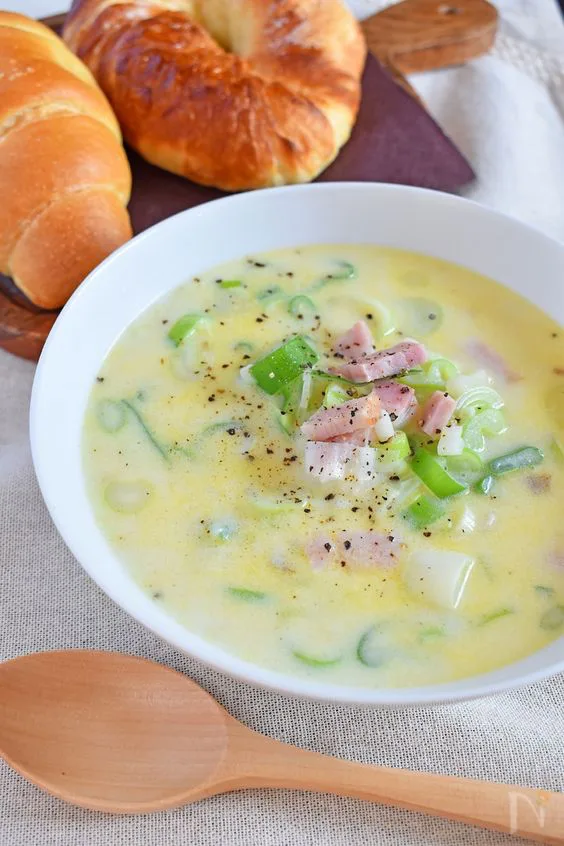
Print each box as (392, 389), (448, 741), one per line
(63, 0), (366, 191)
(0, 12), (132, 309)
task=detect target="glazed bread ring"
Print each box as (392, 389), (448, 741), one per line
(63, 0), (366, 191)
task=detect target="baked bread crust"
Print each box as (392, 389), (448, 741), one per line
(0, 12), (132, 309)
(64, 0), (366, 191)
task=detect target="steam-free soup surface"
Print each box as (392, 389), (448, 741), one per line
(83, 245), (564, 687)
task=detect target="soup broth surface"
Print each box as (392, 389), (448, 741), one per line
(83, 245), (564, 687)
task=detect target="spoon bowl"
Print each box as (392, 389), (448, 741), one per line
(0, 651), (230, 811)
(1, 650), (563, 843)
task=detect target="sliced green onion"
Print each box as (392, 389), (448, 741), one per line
(227, 587), (266, 602)
(167, 313), (207, 346)
(251, 496), (309, 515)
(104, 480), (152, 514)
(455, 386), (504, 417)
(419, 626), (446, 642)
(551, 436), (564, 463)
(293, 650), (341, 667)
(388, 475), (423, 513)
(203, 420), (244, 436)
(257, 285), (281, 300)
(210, 520), (237, 541)
(427, 358), (459, 382)
(489, 446), (544, 476)
(328, 260), (357, 281)
(218, 279), (243, 289)
(447, 369), (491, 399)
(478, 608), (514, 626)
(375, 431), (411, 465)
(356, 627), (386, 667)
(475, 474), (494, 495)
(250, 336), (318, 395)
(545, 384), (564, 429)
(463, 408), (506, 452)
(397, 297), (443, 337)
(347, 297), (395, 338)
(96, 399), (127, 433)
(411, 449), (467, 498)
(323, 383), (350, 408)
(123, 400), (168, 460)
(311, 260), (358, 291)
(299, 370), (312, 410)
(540, 606), (564, 630)
(535, 585), (555, 597)
(399, 371), (442, 392)
(446, 448), (483, 473)
(405, 495), (445, 529)
(288, 295), (316, 317)
(277, 372), (312, 432)
(446, 449), (484, 486)
(312, 369), (371, 388)
(234, 341), (254, 353)
(275, 408), (295, 436)
(256, 285), (284, 307)
(400, 359), (458, 394)
(368, 301), (395, 337)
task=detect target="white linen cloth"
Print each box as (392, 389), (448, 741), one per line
(1, 2), (564, 845)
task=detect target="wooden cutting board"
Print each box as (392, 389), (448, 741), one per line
(0, 0), (497, 362)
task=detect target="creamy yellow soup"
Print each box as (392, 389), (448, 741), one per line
(83, 245), (564, 687)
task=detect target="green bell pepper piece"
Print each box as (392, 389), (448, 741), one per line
(405, 494), (445, 529)
(376, 431), (411, 464)
(167, 313), (207, 346)
(411, 448), (468, 498)
(250, 336), (318, 395)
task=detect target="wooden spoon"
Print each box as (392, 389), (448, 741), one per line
(0, 651), (562, 842)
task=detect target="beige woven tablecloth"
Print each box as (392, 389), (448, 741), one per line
(2, 2), (564, 844)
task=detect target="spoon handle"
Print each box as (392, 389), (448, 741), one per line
(226, 730), (564, 844)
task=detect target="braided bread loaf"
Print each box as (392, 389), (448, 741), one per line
(63, 0), (366, 191)
(0, 13), (132, 309)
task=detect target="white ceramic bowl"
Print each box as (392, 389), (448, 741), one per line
(31, 183), (564, 706)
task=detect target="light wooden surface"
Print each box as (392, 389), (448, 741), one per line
(0, 651), (562, 843)
(362, 0), (498, 74)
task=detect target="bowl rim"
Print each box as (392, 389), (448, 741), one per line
(30, 181), (564, 707)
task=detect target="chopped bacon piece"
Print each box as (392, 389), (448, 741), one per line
(306, 531), (403, 570)
(329, 429), (371, 446)
(304, 442), (375, 482)
(420, 391), (456, 437)
(372, 381), (416, 423)
(548, 550), (564, 571)
(332, 341), (427, 383)
(301, 391), (380, 440)
(525, 474), (551, 494)
(465, 339), (522, 383)
(334, 320), (375, 358)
